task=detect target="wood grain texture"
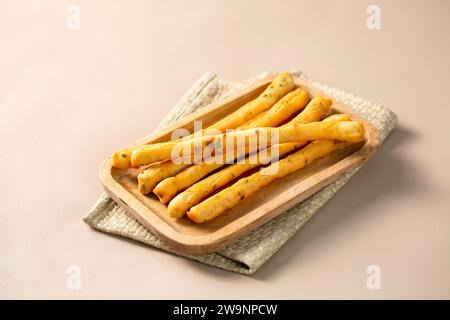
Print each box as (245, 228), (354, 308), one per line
(99, 76), (380, 255)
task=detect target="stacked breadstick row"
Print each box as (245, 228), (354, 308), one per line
(111, 72), (365, 223)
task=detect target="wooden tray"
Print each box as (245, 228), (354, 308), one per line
(100, 76), (379, 255)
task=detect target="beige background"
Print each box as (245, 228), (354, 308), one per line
(1, 0), (449, 299)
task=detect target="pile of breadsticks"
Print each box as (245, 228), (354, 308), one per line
(111, 72), (365, 223)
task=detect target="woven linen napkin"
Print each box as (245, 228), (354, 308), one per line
(83, 71), (397, 275)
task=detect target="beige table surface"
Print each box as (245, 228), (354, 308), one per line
(1, 0), (449, 299)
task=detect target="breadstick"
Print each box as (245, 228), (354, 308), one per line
(283, 96), (332, 126)
(131, 120), (364, 166)
(237, 88), (309, 129)
(210, 72), (294, 131)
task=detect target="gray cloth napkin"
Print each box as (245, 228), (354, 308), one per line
(83, 71), (397, 274)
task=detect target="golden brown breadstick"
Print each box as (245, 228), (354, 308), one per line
(237, 88), (309, 129)
(283, 96), (332, 126)
(210, 72), (294, 131)
(137, 161), (191, 195)
(111, 148), (132, 170)
(168, 113), (351, 217)
(131, 120), (364, 166)
(187, 139), (350, 223)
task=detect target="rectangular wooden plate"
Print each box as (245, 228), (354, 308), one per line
(100, 76), (379, 255)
